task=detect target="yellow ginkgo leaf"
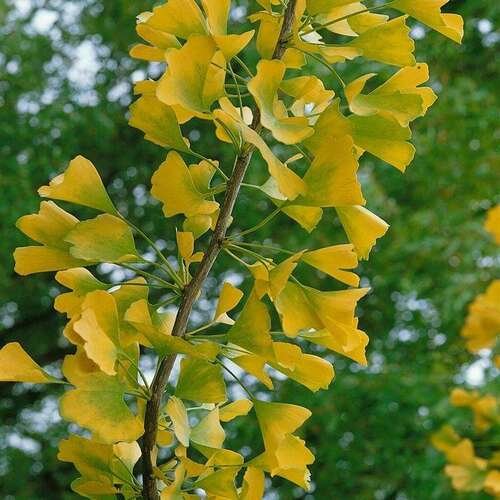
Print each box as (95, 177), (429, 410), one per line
(175, 358), (226, 403)
(345, 64), (437, 127)
(485, 204), (500, 244)
(190, 407), (225, 453)
(259, 177), (323, 232)
(306, 0), (356, 16)
(135, 21), (181, 50)
(157, 35), (225, 118)
(124, 299), (220, 360)
(214, 98), (305, 200)
(299, 135), (365, 207)
(350, 12), (389, 35)
(214, 282), (244, 325)
(13, 246), (85, 277)
(303, 244), (360, 286)
(219, 399), (253, 422)
(176, 231), (204, 267)
(280, 75), (334, 118)
(129, 95), (190, 152)
(270, 342), (335, 392)
(65, 214), (138, 263)
(157, 430), (174, 447)
(74, 291), (120, 376)
(391, 0), (464, 43)
(160, 463), (186, 499)
(254, 400), (313, 479)
(240, 467), (266, 500)
(301, 323), (369, 365)
(0, 342), (59, 384)
(336, 205), (389, 259)
(303, 99), (351, 155)
(249, 11), (282, 59)
(248, 59), (313, 145)
(54, 268), (108, 318)
(249, 252), (303, 301)
(250, 450), (313, 490)
(166, 396), (191, 447)
(145, 0), (207, 40)
(151, 151), (220, 218)
(16, 200), (78, 249)
(183, 214), (213, 239)
(214, 30), (255, 61)
(315, 2), (388, 37)
(349, 113), (415, 171)
(129, 43), (166, 62)
(134, 79), (194, 124)
(58, 434), (114, 484)
(349, 16), (416, 67)
(60, 350), (144, 444)
(14, 201), (87, 275)
(38, 155), (117, 214)
(228, 290), (274, 358)
(275, 282), (369, 343)
(230, 353), (273, 389)
(112, 441), (141, 476)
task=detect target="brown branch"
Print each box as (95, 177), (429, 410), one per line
(140, 1), (298, 498)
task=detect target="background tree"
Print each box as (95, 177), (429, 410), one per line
(0, 0), (498, 498)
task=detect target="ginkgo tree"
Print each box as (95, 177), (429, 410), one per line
(0, 0), (464, 498)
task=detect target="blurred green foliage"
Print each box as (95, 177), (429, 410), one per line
(0, 0), (498, 499)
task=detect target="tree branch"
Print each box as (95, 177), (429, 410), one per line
(140, 1), (298, 498)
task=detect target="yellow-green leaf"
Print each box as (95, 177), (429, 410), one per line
(65, 214), (138, 263)
(249, 11), (282, 59)
(60, 350), (144, 443)
(301, 325), (369, 365)
(228, 290), (274, 358)
(146, 0), (207, 40)
(166, 396), (190, 447)
(248, 59), (313, 144)
(190, 407), (225, 450)
(0, 342), (59, 384)
(14, 201), (87, 275)
(54, 268), (108, 318)
(58, 434), (114, 484)
(175, 358), (226, 403)
(345, 64), (436, 127)
(275, 282), (368, 342)
(391, 0), (464, 43)
(350, 114), (415, 171)
(219, 399), (253, 422)
(157, 35), (225, 117)
(129, 95), (190, 152)
(74, 291), (120, 376)
(349, 17), (416, 67)
(299, 135), (365, 207)
(151, 151), (220, 218)
(214, 98), (306, 200)
(38, 155), (117, 214)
